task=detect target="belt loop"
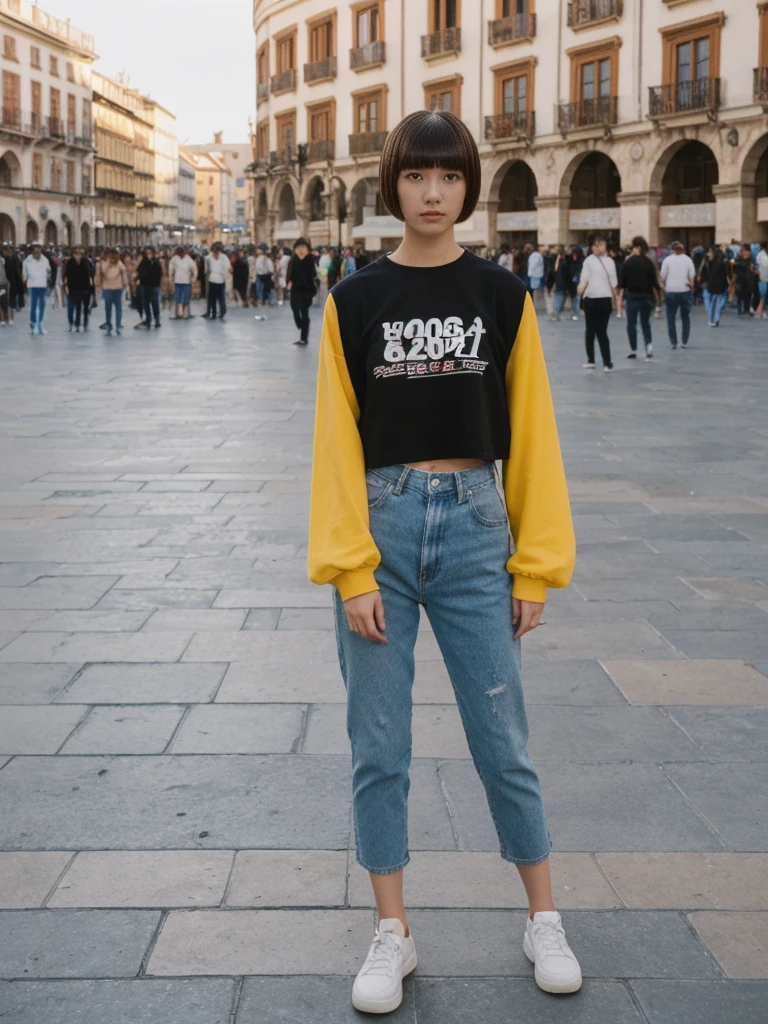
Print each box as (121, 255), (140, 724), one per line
(454, 470), (465, 503)
(394, 465), (411, 495)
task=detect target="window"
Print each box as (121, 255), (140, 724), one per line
(82, 98), (91, 139)
(581, 56), (611, 101)
(309, 100), (335, 141)
(275, 110), (297, 154)
(660, 14), (723, 86)
(31, 80), (41, 129)
(676, 37), (709, 84)
(256, 119), (269, 158)
(356, 3), (381, 46)
(431, 0), (459, 31)
(32, 152), (42, 188)
(503, 74), (526, 113)
(49, 55), (59, 76)
(2, 70), (20, 123)
(276, 33), (296, 73)
(209, 176), (214, 185)
(498, 0), (531, 15)
(424, 75), (462, 116)
(353, 88), (386, 133)
(50, 87), (60, 129)
(30, 45), (40, 69)
(67, 61), (75, 82)
(309, 17), (335, 61)
(257, 42), (269, 85)
(567, 37), (620, 105)
(3, 36), (17, 61)
(67, 94), (76, 134)
(66, 160), (75, 193)
(51, 158), (62, 191)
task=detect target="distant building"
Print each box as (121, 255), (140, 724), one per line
(0, 0), (96, 247)
(178, 151), (196, 241)
(181, 145), (234, 244)
(185, 133), (251, 241)
(142, 97), (178, 242)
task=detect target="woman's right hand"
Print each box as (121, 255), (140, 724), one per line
(343, 591), (387, 643)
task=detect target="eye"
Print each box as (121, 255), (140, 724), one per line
(405, 171), (422, 181)
(444, 172), (461, 182)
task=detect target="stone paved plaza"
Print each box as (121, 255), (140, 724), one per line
(0, 293), (767, 1023)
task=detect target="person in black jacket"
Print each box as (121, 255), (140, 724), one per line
(617, 236), (661, 360)
(136, 246), (162, 329)
(698, 246), (731, 327)
(286, 237), (317, 346)
(63, 246), (94, 332)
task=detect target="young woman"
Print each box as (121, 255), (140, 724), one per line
(577, 235), (618, 371)
(286, 237), (317, 345)
(309, 110), (581, 1015)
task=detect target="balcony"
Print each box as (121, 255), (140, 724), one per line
(350, 39), (386, 71)
(307, 139), (335, 162)
(754, 67), (768, 105)
(270, 68), (296, 95)
(304, 55), (337, 83)
(484, 110), (535, 141)
(557, 96), (618, 133)
(348, 130), (389, 156)
(0, 0), (95, 54)
(421, 26), (461, 60)
(488, 12), (536, 47)
(257, 82), (269, 102)
(567, 0), (622, 29)
(648, 78), (720, 118)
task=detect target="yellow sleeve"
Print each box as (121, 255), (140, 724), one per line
(502, 293), (576, 604)
(308, 293), (381, 601)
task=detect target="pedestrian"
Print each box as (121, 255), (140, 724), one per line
(732, 245), (757, 317)
(755, 241), (768, 318)
(204, 243), (231, 321)
(0, 253), (9, 326)
(308, 109), (581, 1015)
(497, 243), (514, 272)
(526, 244), (545, 305)
(275, 247), (290, 305)
(660, 241), (695, 349)
(568, 244), (584, 320)
(95, 247), (129, 336)
(254, 247), (274, 306)
(577, 234), (618, 371)
(22, 243), (51, 335)
(169, 246), (197, 320)
(550, 246), (571, 321)
(617, 236), (661, 360)
(698, 246), (730, 327)
(286, 237), (317, 346)
(232, 249), (249, 307)
(327, 247), (342, 289)
(135, 246), (162, 329)
(63, 246), (94, 332)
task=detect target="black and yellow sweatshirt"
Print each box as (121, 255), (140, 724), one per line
(308, 249), (575, 604)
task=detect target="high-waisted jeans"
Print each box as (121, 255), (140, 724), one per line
(332, 462), (552, 875)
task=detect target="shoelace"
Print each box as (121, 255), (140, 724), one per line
(361, 931), (402, 976)
(532, 919), (573, 959)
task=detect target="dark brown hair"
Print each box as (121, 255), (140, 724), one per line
(379, 110), (481, 223)
(631, 236), (649, 253)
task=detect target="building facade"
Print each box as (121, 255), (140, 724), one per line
(142, 98), (179, 241)
(178, 151), (196, 239)
(0, 0), (95, 247)
(181, 146), (235, 243)
(251, 0), (768, 251)
(186, 134), (252, 240)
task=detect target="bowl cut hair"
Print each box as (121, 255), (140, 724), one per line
(379, 110), (481, 223)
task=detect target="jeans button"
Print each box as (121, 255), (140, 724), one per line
(430, 478), (439, 487)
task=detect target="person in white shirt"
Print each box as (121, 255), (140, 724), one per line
(497, 244), (514, 273)
(22, 244), (51, 335)
(276, 248), (291, 306)
(755, 242), (768, 319)
(169, 247), (198, 320)
(659, 241), (696, 349)
(526, 245), (545, 308)
(254, 248), (275, 306)
(204, 244), (232, 321)
(576, 235), (618, 371)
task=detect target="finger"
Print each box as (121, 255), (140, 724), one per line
(363, 614), (387, 643)
(373, 595), (386, 634)
(512, 597), (521, 625)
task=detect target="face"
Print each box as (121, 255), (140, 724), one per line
(144, 249), (152, 259)
(75, 248), (84, 260)
(295, 244), (309, 259)
(108, 251), (118, 263)
(396, 166), (466, 236)
(592, 239), (607, 256)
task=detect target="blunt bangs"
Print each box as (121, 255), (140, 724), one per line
(379, 110), (481, 223)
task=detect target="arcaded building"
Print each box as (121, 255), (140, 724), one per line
(251, 0), (768, 251)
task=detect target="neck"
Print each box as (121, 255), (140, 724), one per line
(389, 224), (463, 268)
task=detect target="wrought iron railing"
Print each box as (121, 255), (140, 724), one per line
(567, 0), (622, 28)
(488, 12), (536, 46)
(557, 96), (618, 132)
(648, 78), (720, 117)
(484, 110), (536, 141)
(754, 67), (768, 104)
(270, 68), (296, 95)
(350, 40), (386, 70)
(421, 27), (461, 58)
(348, 130), (389, 156)
(257, 82), (269, 102)
(307, 139), (335, 162)
(304, 56), (337, 83)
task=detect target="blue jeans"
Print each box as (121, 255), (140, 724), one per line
(553, 290), (568, 317)
(103, 289), (123, 331)
(665, 291), (692, 347)
(332, 462), (552, 874)
(625, 296), (654, 352)
(29, 287), (46, 330)
(703, 288), (727, 325)
(174, 283), (191, 307)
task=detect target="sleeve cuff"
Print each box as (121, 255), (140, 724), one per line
(511, 574), (548, 604)
(333, 568), (380, 602)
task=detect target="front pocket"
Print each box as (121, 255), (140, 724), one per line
(468, 483), (508, 527)
(366, 472), (392, 510)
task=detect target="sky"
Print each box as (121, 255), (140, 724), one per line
(42, 0), (255, 146)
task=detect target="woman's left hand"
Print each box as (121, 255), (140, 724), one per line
(512, 598), (545, 640)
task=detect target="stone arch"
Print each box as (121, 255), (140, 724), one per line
(487, 157), (538, 206)
(44, 219), (57, 244)
(26, 218), (38, 243)
(304, 175), (326, 222)
(350, 177), (383, 227)
(567, 151), (621, 209)
(651, 140), (719, 247)
(488, 159), (539, 244)
(0, 213), (15, 244)
(257, 187), (268, 217)
(80, 222), (90, 246)
(0, 150), (22, 188)
(277, 182), (296, 222)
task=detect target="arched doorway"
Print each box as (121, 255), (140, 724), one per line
(657, 141), (718, 248)
(351, 178), (383, 228)
(26, 218), (38, 243)
(495, 160), (538, 245)
(0, 151), (21, 189)
(306, 176), (326, 223)
(0, 213), (14, 244)
(44, 219), (57, 244)
(278, 183), (296, 223)
(257, 188), (268, 218)
(566, 152), (621, 244)
(81, 222), (90, 247)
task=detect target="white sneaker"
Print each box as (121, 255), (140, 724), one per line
(524, 910), (582, 994)
(582, 362), (595, 369)
(352, 918), (417, 1014)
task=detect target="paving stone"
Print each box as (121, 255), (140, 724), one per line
(225, 850), (347, 907)
(525, 620), (680, 661)
(182, 629), (340, 663)
(147, 909), (373, 976)
(596, 853), (768, 910)
(0, 705), (88, 754)
(687, 912), (768, 978)
(681, 577), (768, 601)
(663, 706), (768, 761)
(49, 850), (234, 908)
(56, 663), (227, 703)
(277, 608), (335, 630)
(0, 664), (80, 704)
(0, 909), (160, 978)
(657, 629), (768, 661)
(413, 978), (643, 1024)
(439, 760), (726, 852)
(664, 764), (768, 850)
(60, 705), (186, 754)
(0, 852), (74, 908)
(0, 978), (238, 1024)
(216, 661), (346, 703)
(629, 980), (768, 1024)
(241, 608), (282, 630)
(96, 588), (219, 610)
(237, 976), (416, 1023)
(602, 660), (768, 705)
(0, 631), (193, 663)
(348, 851), (620, 909)
(23, 610), (151, 632)
(0, 576), (119, 611)
(142, 609), (247, 631)
(0, 755), (351, 850)
(170, 704), (305, 754)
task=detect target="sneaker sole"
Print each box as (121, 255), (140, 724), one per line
(523, 932), (582, 994)
(351, 949), (418, 1014)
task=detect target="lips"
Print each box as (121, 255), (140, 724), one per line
(421, 212), (443, 220)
